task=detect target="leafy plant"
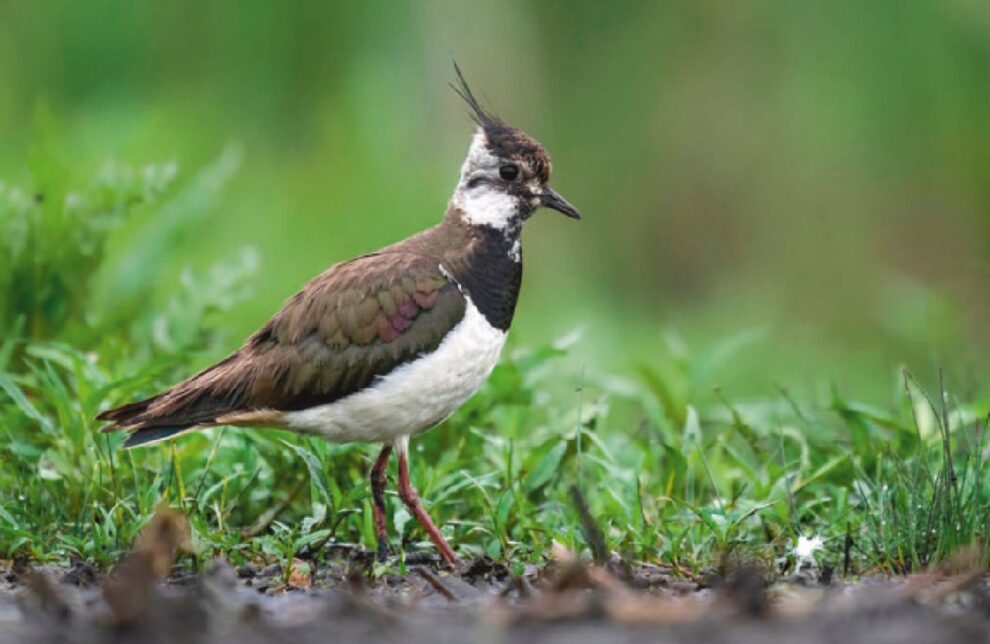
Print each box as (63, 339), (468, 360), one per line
(2, 124), (989, 577)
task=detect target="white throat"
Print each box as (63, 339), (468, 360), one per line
(451, 130), (520, 232)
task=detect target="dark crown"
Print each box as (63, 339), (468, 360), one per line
(450, 62), (552, 183)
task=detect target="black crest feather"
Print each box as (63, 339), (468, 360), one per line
(450, 61), (498, 126)
(448, 60), (552, 181)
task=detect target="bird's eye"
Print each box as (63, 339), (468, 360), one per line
(499, 164), (520, 181)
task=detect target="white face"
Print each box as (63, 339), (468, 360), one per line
(452, 129), (542, 232)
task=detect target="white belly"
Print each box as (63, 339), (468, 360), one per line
(284, 298), (506, 443)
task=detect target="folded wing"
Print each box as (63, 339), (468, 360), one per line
(97, 252), (466, 446)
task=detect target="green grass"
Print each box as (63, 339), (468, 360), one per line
(2, 142), (989, 578)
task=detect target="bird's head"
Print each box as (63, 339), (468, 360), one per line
(449, 63), (580, 233)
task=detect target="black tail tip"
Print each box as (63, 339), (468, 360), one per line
(122, 427), (186, 449)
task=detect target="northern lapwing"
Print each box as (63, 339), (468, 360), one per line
(97, 64), (581, 568)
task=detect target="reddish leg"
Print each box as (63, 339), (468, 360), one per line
(369, 444), (393, 562)
(395, 437), (460, 569)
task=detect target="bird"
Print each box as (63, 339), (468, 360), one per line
(96, 63), (581, 569)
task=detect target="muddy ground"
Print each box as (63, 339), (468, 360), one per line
(1, 512), (987, 644)
(3, 545), (990, 644)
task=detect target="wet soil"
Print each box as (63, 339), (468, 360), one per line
(3, 545), (989, 644)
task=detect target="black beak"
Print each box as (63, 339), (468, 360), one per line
(541, 188), (581, 219)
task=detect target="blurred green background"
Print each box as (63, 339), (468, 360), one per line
(2, 0), (988, 401)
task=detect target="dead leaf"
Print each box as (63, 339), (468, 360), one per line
(102, 506), (193, 625)
(288, 558), (311, 590)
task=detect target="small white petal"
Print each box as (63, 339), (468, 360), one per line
(792, 535), (824, 563)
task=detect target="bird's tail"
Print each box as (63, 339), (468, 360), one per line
(120, 425), (199, 448)
(96, 394), (202, 449)
(97, 351), (273, 448)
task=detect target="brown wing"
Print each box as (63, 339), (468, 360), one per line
(98, 252), (466, 440)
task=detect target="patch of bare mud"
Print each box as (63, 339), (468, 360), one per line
(2, 512), (988, 644)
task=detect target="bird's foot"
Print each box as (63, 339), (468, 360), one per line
(376, 538), (390, 563)
(434, 543), (462, 572)
(445, 555), (465, 574)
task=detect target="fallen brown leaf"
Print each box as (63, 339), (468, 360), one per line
(287, 558), (312, 590)
(102, 506), (193, 625)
